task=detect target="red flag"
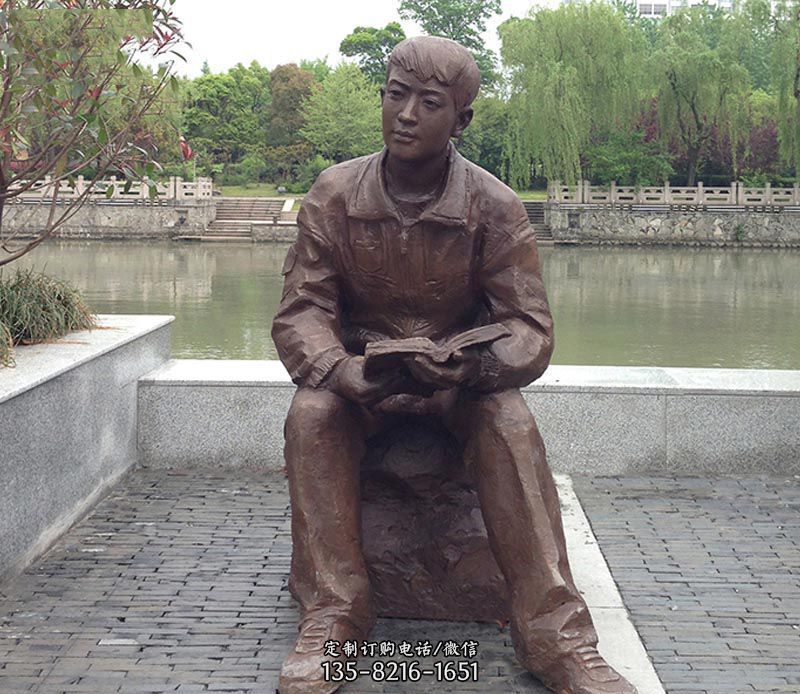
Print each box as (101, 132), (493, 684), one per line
(180, 135), (194, 161)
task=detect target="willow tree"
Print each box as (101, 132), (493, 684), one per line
(499, 3), (646, 187)
(772, 0), (800, 179)
(653, 5), (750, 185)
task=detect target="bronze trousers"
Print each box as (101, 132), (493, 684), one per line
(283, 386), (597, 671)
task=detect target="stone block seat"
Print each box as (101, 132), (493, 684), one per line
(290, 419), (511, 624)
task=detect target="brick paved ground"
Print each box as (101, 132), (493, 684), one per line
(573, 476), (800, 694)
(0, 469), (546, 694)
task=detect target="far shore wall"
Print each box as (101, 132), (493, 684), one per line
(546, 204), (800, 247)
(3, 199), (216, 240)
(7, 199), (800, 247)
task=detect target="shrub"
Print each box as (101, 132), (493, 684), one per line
(0, 269), (96, 368)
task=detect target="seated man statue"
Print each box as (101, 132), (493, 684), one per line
(272, 36), (637, 694)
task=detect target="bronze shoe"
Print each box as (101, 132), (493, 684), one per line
(278, 615), (361, 694)
(534, 645), (638, 694)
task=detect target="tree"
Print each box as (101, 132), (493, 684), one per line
(339, 22), (406, 84)
(300, 58), (332, 84)
(583, 132), (675, 185)
(653, 5), (750, 184)
(458, 96), (509, 180)
(0, 1), (183, 266)
(772, 0), (800, 179)
(499, 4), (646, 186)
(267, 63), (317, 147)
(398, 0), (502, 87)
(300, 63), (382, 162)
(183, 61), (271, 169)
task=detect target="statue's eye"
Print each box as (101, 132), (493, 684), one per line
(423, 98), (441, 109)
(388, 88), (403, 99)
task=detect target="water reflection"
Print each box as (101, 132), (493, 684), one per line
(10, 240), (800, 368)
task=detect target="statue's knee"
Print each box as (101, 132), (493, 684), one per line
(286, 387), (347, 435)
(473, 389), (536, 436)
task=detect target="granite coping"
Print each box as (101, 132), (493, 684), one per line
(0, 315), (174, 404)
(139, 359), (800, 396)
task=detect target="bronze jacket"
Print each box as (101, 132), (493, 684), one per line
(271, 145), (554, 392)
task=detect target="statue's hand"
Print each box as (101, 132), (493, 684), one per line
(326, 355), (407, 406)
(405, 349), (480, 390)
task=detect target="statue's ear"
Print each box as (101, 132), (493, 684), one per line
(452, 107), (473, 139)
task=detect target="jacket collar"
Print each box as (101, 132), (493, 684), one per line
(346, 142), (470, 227)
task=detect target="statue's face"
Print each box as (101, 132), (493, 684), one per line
(381, 66), (469, 163)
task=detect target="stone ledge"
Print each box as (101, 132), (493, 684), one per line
(1, 315), (172, 580)
(1, 315), (174, 404)
(137, 360), (800, 475)
(139, 360), (800, 396)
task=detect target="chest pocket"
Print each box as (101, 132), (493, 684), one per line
(423, 226), (473, 288)
(347, 222), (385, 274)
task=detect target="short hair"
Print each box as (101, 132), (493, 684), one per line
(387, 36), (480, 111)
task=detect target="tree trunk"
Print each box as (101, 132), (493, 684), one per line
(686, 146), (700, 186)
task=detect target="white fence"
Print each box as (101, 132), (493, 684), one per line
(549, 181), (800, 206)
(10, 176), (213, 202)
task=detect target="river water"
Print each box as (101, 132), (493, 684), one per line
(10, 240), (800, 369)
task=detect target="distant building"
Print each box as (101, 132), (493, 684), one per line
(560, 0), (738, 18)
(637, 0), (733, 18)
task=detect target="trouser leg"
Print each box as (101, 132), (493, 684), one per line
(283, 387), (375, 635)
(451, 389), (596, 671)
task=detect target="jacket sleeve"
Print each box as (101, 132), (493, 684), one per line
(471, 196), (554, 391)
(271, 178), (348, 388)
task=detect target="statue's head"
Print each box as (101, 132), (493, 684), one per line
(381, 36), (480, 162)
(386, 36), (480, 112)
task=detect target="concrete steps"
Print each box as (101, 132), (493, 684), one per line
(523, 201), (554, 245)
(177, 197), (290, 242)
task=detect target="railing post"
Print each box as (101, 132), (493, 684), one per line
(696, 180), (703, 205)
(794, 181), (799, 205)
(735, 180), (743, 205)
(75, 175), (85, 197)
(176, 177), (184, 200)
(664, 180), (671, 205)
(765, 181), (772, 204)
(610, 180), (616, 204)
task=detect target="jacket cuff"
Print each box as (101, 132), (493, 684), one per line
(469, 348), (504, 392)
(304, 347), (349, 388)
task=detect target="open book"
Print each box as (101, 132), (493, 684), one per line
(363, 323), (511, 379)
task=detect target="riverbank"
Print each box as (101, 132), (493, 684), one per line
(7, 196), (800, 247)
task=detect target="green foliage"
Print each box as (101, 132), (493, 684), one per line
(267, 63), (317, 147)
(500, 4), (646, 186)
(300, 58), (332, 84)
(0, 0), (183, 266)
(458, 96), (509, 180)
(340, 23), (406, 84)
(0, 268), (96, 367)
(584, 132), (675, 185)
(182, 61), (271, 166)
(263, 143), (313, 184)
(300, 63), (383, 162)
(772, 0), (800, 178)
(398, 0), (502, 87)
(653, 5), (751, 185)
(286, 155), (334, 193)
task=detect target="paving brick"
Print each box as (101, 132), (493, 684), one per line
(574, 475), (800, 694)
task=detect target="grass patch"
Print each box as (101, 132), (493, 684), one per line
(219, 182), (306, 198)
(515, 189), (549, 200)
(0, 268), (96, 367)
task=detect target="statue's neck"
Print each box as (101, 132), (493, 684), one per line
(384, 148), (449, 201)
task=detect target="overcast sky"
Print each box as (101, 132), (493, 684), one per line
(169, 0), (556, 78)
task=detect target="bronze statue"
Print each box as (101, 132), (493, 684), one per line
(272, 36), (637, 694)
